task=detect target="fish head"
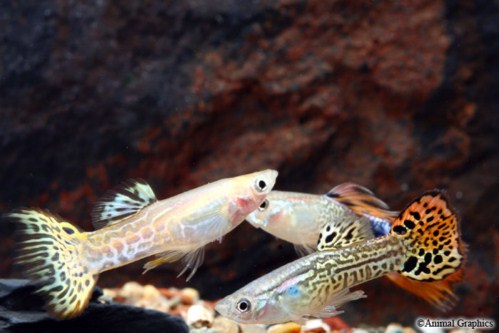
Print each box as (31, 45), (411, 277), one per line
(245, 191), (290, 231)
(227, 169), (278, 224)
(215, 267), (312, 325)
(215, 286), (285, 324)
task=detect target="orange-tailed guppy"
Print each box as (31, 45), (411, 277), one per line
(217, 190), (466, 324)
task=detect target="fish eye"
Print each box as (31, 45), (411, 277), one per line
(259, 199), (269, 211)
(236, 298), (251, 313)
(255, 179), (268, 192)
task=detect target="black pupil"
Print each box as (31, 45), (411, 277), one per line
(239, 301), (248, 311)
(258, 180), (266, 190)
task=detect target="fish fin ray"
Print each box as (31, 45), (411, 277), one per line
(385, 272), (459, 311)
(143, 247), (206, 281)
(326, 183), (397, 221)
(390, 190), (467, 309)
(317, 214), (374, 251)
(294, 243), (316, 257)
(142, 250), (184, 274)
(305, 308), (344, 320)
(302, 289), (364, 320)
(177, 247), (206, 281)
(325, 288), (366, 309)
(91, 179), (157, 229)
(11, 209), (97, 319)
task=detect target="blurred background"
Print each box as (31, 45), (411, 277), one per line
(0, 0), (497, 327)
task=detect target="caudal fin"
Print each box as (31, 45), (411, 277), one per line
(11, 209), (97, 319)
(390, 191), (467, 310)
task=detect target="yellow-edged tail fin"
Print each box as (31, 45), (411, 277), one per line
(11, 209), (97, 319)
(326, 183), (398, 222)
(390, 190), (467, 310)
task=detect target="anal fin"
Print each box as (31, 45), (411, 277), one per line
(142, 251), (185, 274)
(143, 247), (206, 282)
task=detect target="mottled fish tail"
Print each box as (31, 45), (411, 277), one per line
(11, 209), (97, 319)
(390, 191), (467, 310)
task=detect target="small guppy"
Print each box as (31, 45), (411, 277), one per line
(10, 169), (278, 319)
(216, 190), (467, 324)
(246, 183), (397, 256)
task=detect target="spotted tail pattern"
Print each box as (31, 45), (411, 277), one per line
(11, 209), (97, 319)
(390, 190), (467, 310)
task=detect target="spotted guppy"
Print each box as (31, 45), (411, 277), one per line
(217, 191), (467, 324)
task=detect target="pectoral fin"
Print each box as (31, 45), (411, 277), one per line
(326, 288), (367, 308)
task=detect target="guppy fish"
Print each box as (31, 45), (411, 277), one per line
(246, 184), (446, 306)
(216, 191), (466, 324)
(246, 183), (397, 256)
(11, 169), (278, 319)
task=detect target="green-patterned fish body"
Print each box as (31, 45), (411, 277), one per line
(216, 191), (466, 324)
(216, 236), (405, 324)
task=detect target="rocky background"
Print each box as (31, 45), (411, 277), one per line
(1, 0), (497, 327)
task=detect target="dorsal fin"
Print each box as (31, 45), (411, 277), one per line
(91, 179), (157, 229)
(326, 183), (398, 221)
(317, 213), (374, 251)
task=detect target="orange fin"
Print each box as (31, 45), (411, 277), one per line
(385, 271), (464, 311)
(390, 190), (467, 309)
(326, 183), (398, 222)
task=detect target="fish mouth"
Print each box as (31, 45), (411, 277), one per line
(268, 169), (279, 190)
(214, 298), (229, 316)
(258, 169), (278, 193)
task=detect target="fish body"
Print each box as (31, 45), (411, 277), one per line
(84, 170), (277, 273)
(247, 191), (335, 252)
(246, 184), (397, 255)
(11, 169), (278, 319)
(216, 191), (466, 324)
